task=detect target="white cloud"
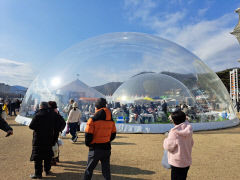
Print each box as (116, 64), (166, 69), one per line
(0, 58), (35, 87)
(124, 0), (156, 22)
(198, 7), (208, 17)
(124, 0), (240, 71)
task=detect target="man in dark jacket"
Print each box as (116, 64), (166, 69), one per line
(29, 102), (59, 179)
(10, 101), (17, 116)
(84, 98), (116, 180)
(162, 100), (168, 115)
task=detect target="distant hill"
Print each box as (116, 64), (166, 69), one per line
(10, 85), (27, 94)
(93, 82), (122, 96)
(161, 71), (197, 89)
(0, 83), (27, 98)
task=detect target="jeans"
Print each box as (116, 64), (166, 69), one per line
(68, 122), (78, 140)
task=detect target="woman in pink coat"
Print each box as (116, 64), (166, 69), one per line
(163, 110), (194, 180)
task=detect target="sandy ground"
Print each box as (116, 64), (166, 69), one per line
(0, 116), (240, 180)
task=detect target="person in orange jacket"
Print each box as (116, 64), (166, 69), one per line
(84, 98), (116, 180)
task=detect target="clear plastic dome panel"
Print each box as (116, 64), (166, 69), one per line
(112, 73), (193, 103)
(19, 32), (237, 125)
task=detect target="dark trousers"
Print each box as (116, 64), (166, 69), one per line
(84, 149), (111, 180)
(69, 122), (78, 140)
(171, 166), (190, 180)
(11, 108), (16, 116)
(34, 158), (52, 176)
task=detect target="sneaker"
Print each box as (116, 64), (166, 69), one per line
(51, 160), (57, 166)
(45, 171), (53, 176)
(73, 136), (78, 142)
(30, 174), (42, 179)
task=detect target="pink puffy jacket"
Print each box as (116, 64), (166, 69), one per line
(163, 121), (194, 168)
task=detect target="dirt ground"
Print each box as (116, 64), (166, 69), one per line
(0, 116), (240, 180)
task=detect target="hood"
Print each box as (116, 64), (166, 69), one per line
(172, 121), (193, 137)
(95, 107), (112, 121)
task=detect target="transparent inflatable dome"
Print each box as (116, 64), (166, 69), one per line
(112, 73), (193, 104)
(17, 32), (239, 133)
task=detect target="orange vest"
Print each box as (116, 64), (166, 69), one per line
(85, 107), (116, 144)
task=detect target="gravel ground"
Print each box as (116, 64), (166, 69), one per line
(0, 116), (240, 180)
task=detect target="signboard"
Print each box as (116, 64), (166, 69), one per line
(230, 69), (239, 102)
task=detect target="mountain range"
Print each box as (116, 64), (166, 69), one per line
(10, 85), (27, 95)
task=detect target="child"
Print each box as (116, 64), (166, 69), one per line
(163, 110), (194, 180)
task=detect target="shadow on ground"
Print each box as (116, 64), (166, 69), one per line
(115, 135), (129, 139)
(58, 160), (155, 175)
(9, 123), (25, 126)
(40, 160), (152, 179)
(111, 142), (136, 145)
(71, 141), (136, 146)
(42, 172), (145, 180)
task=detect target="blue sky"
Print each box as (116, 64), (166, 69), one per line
(1, 0), (240, 87)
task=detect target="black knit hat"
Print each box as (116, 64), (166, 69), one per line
(48, 101), (58, 109)
(40, 102), (49, 109)
(95, 98), (107, 109)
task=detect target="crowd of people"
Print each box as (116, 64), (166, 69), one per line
(71, 100), (170, 124)
(0, 97), (193, 180)
(28, 98), (117, 180)
(0, 98), (22, 119)
(70, 99), (200, 125)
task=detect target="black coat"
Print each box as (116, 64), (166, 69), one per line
(29, 109), (59, 161)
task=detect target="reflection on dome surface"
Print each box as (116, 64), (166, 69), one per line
(17, 32), (239, 132)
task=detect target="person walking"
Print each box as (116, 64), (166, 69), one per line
(67, 102), (81, 143)
(162, 100), (168, 115)
(84, 98), (116, 180)
(64, 99), (74, 115)
(29, 102), (59, 179)
(7, 100), (11, 116)
(48, 101), (66, 165)
(10, 100), (17, 116)
(163, 110), (194, 180)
